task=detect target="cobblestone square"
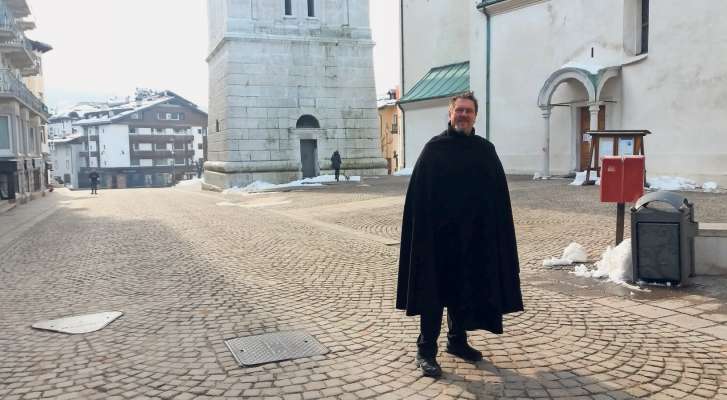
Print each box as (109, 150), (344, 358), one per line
(1, 177), (726, 399)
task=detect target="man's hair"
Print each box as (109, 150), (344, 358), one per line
(449, 91), (478, 114)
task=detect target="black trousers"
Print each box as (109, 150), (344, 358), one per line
(334, 169), (340, 181)
(417, 307), (467, 358)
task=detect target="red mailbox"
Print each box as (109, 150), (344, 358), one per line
(600, 155), (645, 203)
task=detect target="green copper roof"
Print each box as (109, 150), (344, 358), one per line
(399, 61), (470, 104)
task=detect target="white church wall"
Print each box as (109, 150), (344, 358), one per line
(620, 1), (727, 185)
(487, 0), (624, 175)
(401, 0), (470, 93)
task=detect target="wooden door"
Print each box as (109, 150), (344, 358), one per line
(578, 106), (605, 171)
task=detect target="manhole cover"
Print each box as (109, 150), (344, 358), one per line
(32, 311), (123, 334)
(225, 331), (328, 367)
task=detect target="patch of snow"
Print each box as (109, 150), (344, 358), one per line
(702, 181), (719, 192)
(589, 240), (632, 283)
(299, 175), (337, 184)
(543, 242), (588, 266)
(647, 176), (698, 191)
(347, 176), (361, 182)
(570, 171), (600, 186)
(394, 168), (413, 176)
(175, 178), (202, 186)
(572, 264), (591, 277)
(223, 176), (339, 194)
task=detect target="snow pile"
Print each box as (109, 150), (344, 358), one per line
(703, 181), (719, 192)
(223, 175), (354, 194)
(647, 176), (698, 191)
(175, 178), (202, 186)
(394, 168), (413, 176)
(543, 242), (589, 266)
(572, 240), (632, 283)
(570, 171), (600, 186)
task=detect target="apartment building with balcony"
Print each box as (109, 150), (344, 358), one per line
(0, 0), (51, 204)
(51, 90), (208, 189)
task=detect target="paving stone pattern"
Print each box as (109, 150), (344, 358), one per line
(1, 178), (726, 399)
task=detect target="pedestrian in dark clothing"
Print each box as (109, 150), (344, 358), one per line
(396, 92), (523, 378)
(89, 170), (100, 195)
(331, 150), (342, 181)
(196, 160), (203, 179)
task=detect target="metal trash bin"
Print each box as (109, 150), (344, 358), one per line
(631, 191), (697, 286)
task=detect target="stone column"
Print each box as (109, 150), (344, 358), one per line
(540, 106), (552, 178)
(589, 104), (600, 130)
(589, 103), (601, 168)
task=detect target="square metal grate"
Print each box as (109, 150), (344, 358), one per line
(225, 331), (328, 367)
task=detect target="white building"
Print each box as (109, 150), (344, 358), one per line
(48, 134), (83, 188)
(205, 0), (387, 190)
(49, 90), (208, 188)
(400, 0), (727, 186)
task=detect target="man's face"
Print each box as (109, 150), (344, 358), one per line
(449, 98), (477, 134)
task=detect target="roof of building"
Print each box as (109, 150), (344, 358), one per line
(28, 39), (52, 53)
(49, 134), (84, 144)
(398, 61), (470, 104)
(51, 90), (207, 126)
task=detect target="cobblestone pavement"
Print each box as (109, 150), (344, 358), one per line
(1, 178), (726, 400)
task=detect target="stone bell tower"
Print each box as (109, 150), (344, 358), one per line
(204, 0), (386, 189)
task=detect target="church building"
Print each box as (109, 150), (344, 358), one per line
(205, 0), (386, 189)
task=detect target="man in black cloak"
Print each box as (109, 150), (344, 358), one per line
(396, 92), (523, 378)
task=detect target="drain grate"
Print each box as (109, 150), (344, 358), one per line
(225, 331), (328, 367)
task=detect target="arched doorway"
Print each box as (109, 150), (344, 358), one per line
(296, 115), (321, 177)
(536, 65), (621, 177)
(296, 115), (320, 129)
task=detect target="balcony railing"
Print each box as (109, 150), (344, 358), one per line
(129, 133), (194, 141)
(0, 69), (49, 118)
(0, 13), (18, 40)
(0, 33), (34, 67)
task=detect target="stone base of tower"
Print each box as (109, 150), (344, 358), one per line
(201, 158), (387, 191)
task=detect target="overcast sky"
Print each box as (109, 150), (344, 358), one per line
(27, 0), (400, 112)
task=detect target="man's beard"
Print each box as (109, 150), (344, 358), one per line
(453, 122), (472, 134)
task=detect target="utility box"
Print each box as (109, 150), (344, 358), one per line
(601, 156), (645, 203)
(631, 191), (697, 286)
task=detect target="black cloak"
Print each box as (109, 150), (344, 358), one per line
(396, 125), (524, 334)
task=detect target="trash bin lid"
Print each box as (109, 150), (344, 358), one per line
(634, 191), (688, 211)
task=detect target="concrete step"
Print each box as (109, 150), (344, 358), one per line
(695, 223), (727, 275)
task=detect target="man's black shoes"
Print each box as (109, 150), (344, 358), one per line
(415, 354), (442, 378)
(445, 342), (483, 362)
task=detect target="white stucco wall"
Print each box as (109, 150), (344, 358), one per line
(98, 124), (130, 168)
(401, 0), (470, 93)
(487, 0), (625, 175)
(401, 100), (450, 168)
(618, 1), (727, 184)
(192, 126), (205, 161)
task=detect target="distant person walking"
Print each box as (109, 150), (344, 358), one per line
(197, 159), (204, 179)
(331, 150), (342, 182)
(89, 170), (100, 195)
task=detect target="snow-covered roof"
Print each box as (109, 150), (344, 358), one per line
(52, 90), (207, 126)
(377, 98), (397, 108)
(49, 134), (84, 144)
